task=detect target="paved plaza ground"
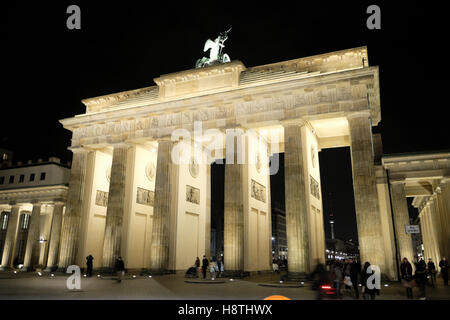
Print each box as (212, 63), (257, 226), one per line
(0, 271), (449, 300)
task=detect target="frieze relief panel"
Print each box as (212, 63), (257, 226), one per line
(136, 187), (154, 206)
(310, 175), (321, 200)
(95, 190), (109, 207)
(186, 185), (200, 205)
(251, 179), (266, 203)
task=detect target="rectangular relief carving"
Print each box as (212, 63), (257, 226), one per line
(95, 190), (109, 207)
(136, 187), (155, 206)
(251, 179), (266, 203)
(310, 175), (321, 200)
(186, 185), (200, 204)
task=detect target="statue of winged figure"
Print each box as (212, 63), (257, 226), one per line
(195, 28), (232, 68)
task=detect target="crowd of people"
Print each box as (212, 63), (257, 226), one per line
(400, 256), (448, 300)
(79, 252), (449, 298)
(193, 255), (224, 279)
(312, 255), (449, 300)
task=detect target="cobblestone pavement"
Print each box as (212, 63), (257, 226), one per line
(0, 271), (449, 300)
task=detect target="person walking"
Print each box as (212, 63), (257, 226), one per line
(427, 258), (436, 288)
(86, 254), (94, 277)
(209, 258), (216, 279)
(201, 255), (209, 279)
(414, 257), (427, 299)
(115, 256), (125, 283)
(195, 257), (201, 278)
(350, 259), (361, 299)
(361, 262), (378, 300)
(343, 259), (352, 295)
(400, 257), (414, 299)
(310, 262), (330, 300)
(439, 257), (449, 286)
(216, 257), (223, 278)
(333, 261), (343, 298)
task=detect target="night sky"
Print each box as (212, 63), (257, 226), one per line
(2, 2), (448, 243)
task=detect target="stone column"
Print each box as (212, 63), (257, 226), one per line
(348, 112), (385, 270)
(150, 139), (176, 273)
(223, 129), (244, 274)
(422, 205), (433, 261)
(0, 204), (21, 270)
(436, 182), (450, 258)
(428, 198), (441, 263)
(44, 202), (65, 271)
(390, 182), (414, 262)
(205, 164), (211, 258)
(284, 121), (310, 277)
(101, 143), (131, 272)
(58, 148), (89, 270)
(22, 202), (41, 271)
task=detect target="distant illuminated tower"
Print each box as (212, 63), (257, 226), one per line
(329, 213), (335, 240)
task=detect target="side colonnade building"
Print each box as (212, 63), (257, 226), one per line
(0, 158), (69, 271)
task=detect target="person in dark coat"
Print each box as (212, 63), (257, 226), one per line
(13, 256), (19, 269)
(361, 262), (378, 300)
(201, 255), (209, 279)
(350, 259), (361, 299)
(427, 258), (436, 287)
(86, 254), (94, 277)
(332, 261), (343, 297)
(115, 256), (125, 283)
(439, 257), (449, 286)
(310, 262), (330, 300)
(400, 257), (414, 299)
(414, 257), (427, 299)
(195, 257), (200, 278)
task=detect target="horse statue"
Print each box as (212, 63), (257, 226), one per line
(195, 28), (232, 68)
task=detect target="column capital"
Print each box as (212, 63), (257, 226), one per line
(8, 201), (20, 207)
(157, 135), (173, 142)
(68, 146), (89, 154)
(30, 200), (42, 206)
(390, 179), (406, 186)
(281, 118), (307, 128)
(347, 111), (371, 121)
(110, 142), (133, 149)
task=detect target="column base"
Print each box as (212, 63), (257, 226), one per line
(0, 266), (12, 272)
(221, 270), (250, 278)
(282, 271), (309, 281)
(99, 267), (116, 275)
(20, 266), (35, 272)
(148, 269), (176, 275)
(56, 267), (67, 273)
(43, 266), (58, 273)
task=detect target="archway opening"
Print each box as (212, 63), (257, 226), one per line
(319, 147), (359, 262)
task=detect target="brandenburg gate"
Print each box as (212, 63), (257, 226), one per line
(54, 45), (393, 278)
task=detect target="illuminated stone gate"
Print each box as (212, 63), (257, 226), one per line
(54, 46), (394, 276)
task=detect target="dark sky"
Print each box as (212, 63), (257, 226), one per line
(2, 2), (448, 242)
